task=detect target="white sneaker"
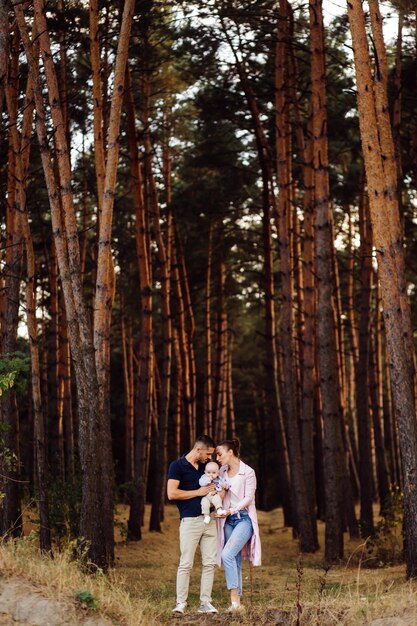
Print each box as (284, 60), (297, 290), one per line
(216, 507), (226, 516)
(198, 601), (218, 613)
(172, 602), (187, 613)
(203, 515), (211, 524)
(227, 602), (245, 612)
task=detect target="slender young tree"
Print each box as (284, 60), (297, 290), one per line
(124, 65), (153, 540)
(1, 29), (25, 538)
(275, 0), (317, 552)
(0, 0), (8, 111)
(214, 255), (228, 442)
(149, 104), (173, 532)
(203, 224), (214, 436)
(310, 0), (344, 561)
(356, 194), (374, 534)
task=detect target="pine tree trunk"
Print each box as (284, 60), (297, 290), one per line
(59, 299), (74, 481)
(48, 241), (63, 477)
(172, 241), (194, 448)
(176, 228), (197, 436)
(382, 323), (399, 486)
(369, 307), (390, 514)
(346, 208), (359, 476)
(356, 198), (374, 534)
(310, 0), (344, 561)
(227, 335), (236, 439)
(124, 65), (153, 541)
(276, 1), (317, 551)
(214, 257), (228, 443)
(348, 0), (417, 577)
(149, 108), (173, 532)
(0, 0), (8, 111)
(7, 43), (52, 550)
(1, 32), (24, 537)
(203, 225), (214, 436)
(92, 0), (135, 555)
(393, 11), (403, 182)
(172, 328), (182, 459)
(121, 295), (133, 483)
(89, 0), (106, 212)
(15, 2), (113, 567)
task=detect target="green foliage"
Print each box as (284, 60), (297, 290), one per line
(0, 425), (19, 474)
(76, 590), (98, 611)
(47, 478), (82, 547)
(0, 352), (30, 397)
(0, 371), (16, 396)
(365, 486), (404, 567)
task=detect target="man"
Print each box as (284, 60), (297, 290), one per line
(167, 434), (219, 614)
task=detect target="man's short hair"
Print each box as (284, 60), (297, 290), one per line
(194, 434), (216, 449)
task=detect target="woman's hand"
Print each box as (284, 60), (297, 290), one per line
(214, 510), (231, 519)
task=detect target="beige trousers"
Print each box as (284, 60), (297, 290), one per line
(176, 515), (217, 604)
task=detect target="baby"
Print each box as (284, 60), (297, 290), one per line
(199, 461), (229, 524)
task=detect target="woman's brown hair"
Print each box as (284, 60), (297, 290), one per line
(218, 438), (240, 458)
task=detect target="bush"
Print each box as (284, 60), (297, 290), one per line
(364, 485), (404, 567)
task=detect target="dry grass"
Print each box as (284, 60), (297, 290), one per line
(115, 504), (417, 625)
(1, 504), (417, 625)
(0, 526), (153, 625)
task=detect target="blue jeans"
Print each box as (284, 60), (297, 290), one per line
(221, 510), (253, 596)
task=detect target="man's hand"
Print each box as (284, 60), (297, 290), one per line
(168, 479), (214, 501)
(198, 484), (216, 496)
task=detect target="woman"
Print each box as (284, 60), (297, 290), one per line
(215, 438), (261, 612)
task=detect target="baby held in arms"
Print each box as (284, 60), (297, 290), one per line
(199, 462), (229, 524)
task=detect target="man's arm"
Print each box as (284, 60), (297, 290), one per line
(167, 479), (214, 501)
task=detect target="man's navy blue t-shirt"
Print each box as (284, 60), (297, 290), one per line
(167, 455), (206, 518)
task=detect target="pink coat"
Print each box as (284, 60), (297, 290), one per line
(216, 461), (262, 567)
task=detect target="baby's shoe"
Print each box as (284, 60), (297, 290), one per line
(216, 508), (226, 516)
(204, 515), (211, 524)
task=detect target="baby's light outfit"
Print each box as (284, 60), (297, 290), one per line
(199, 474), (229, 521)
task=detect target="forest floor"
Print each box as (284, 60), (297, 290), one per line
(1, 504), (417, 625)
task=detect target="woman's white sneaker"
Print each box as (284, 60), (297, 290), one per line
(227, 602), (245, 612)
